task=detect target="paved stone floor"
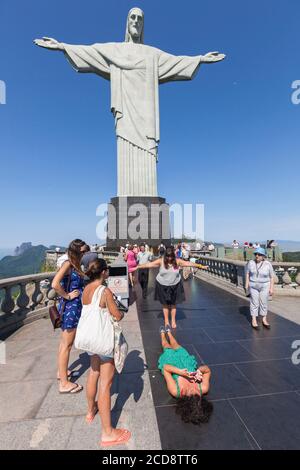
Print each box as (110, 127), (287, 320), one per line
(138, 275), (300, 450)
(0, 296), (161, 450)
(1, 275), (300, 450)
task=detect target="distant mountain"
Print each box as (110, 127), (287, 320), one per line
(276, 240), (300, 252)
(282, 252), (300, 262)
(0, 245), (48, 279)
(0, 248), (14, 261)
(14, 242), (33, 256)
(223, 240), (300, 252)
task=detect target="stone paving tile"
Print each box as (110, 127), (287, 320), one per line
(6, 318), (55, 341)
(238, 337), (296, 361)
(0, 380), (53, 423)
(194, 341), (256, 365)
(207, 364), (258, 400)
(235, 359), (300, 394)
(0, 416), (74, 450)
(202, 325), (254, 342)
(230, 392), (300, 450)
(3, 338), (33, 360)
(0, 354), (37, 383)
(36, 379), (89, 419)
(111, 371), (153, 412)
(66, 414), (102, 450)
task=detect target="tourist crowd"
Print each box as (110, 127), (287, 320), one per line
(51, 237), (275, 447)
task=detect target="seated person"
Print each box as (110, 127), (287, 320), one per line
(158, 326), (213, 425)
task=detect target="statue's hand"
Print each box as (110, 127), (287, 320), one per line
(34, 37), (64, 51)
(202, 51), (226, 63)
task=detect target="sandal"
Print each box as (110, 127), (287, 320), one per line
(59, 383), (83, 394)
(100, 429), (131, 447)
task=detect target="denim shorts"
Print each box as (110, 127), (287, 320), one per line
(88, 352), (114, 362)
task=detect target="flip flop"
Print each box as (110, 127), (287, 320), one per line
(100, 429), (131, 447)
(59, 383), (83, 394)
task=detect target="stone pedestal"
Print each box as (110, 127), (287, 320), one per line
(106, 196), (170, 249)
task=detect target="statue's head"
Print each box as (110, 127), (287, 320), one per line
(125, 7), (144, 43)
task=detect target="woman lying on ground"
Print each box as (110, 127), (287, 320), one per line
(133, 246), (208, 328)
(158, 326), (213, 425)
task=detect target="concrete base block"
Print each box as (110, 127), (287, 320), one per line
(106, 196), (171, 249)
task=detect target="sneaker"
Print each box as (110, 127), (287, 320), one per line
(165, 324), (171, 333)
(159, 326), (166, 334)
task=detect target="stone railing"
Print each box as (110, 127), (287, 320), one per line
(194, 256), (300, 297)
(102, 251), (120, 264)
(0, 272), (57, 338)
(0, 251), (121, 338)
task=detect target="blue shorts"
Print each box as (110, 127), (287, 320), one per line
(88, 352), (114, 363)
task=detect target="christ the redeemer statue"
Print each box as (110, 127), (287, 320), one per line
(35, 7), (225, 198)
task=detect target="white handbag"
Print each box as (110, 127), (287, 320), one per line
(75, 285), (114, 356)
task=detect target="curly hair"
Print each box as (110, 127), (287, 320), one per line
(175, 395), (213, 425)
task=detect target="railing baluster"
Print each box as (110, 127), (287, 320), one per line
(1, 286), (15, 314)
(16, 282), (30, 310)
(31, 281), (44, 309)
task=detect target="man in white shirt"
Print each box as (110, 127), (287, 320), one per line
(137, 243), (152, 298)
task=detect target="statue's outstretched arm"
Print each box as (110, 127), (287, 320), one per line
(159, 49), (226, 84)
(34, 38), (110, 79)
(201, 51), (226, 63)
(34, 37), (64, 51)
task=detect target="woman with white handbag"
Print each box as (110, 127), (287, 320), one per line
(76, 259), (131, 448)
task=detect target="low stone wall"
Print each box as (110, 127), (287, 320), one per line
(0, 272), (57, 339)
(194, 256), (300, 297)
(0, 251), (120, 338)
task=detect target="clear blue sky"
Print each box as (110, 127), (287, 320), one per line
(0, 0), (299, 248)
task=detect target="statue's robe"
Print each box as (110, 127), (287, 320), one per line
(62, 42), (203, 196)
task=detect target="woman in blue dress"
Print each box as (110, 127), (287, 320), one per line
(52, 239), (86, 394)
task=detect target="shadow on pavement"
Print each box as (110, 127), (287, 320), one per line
(238, 305), (252, 324)
(111, 350), (145, 427)
(68, 352), (90, 380)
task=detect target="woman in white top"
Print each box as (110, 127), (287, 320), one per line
(134, 246), (208, 329)
(82, 259), (131, 447)
(245, 247), (275, 330)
